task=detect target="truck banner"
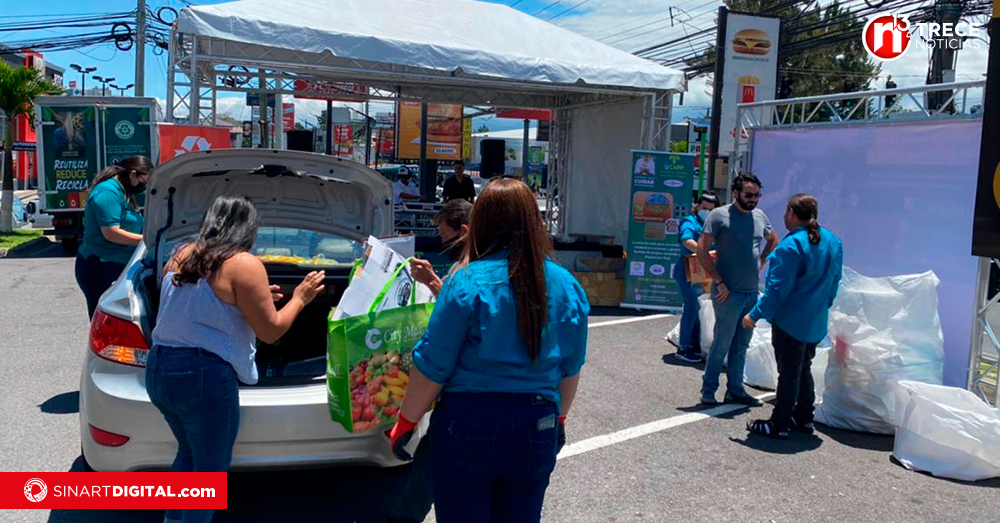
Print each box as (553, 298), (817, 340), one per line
(103, 106), (153, 167)
(40, 106), (99, 210)
(622, 151), (695, 311)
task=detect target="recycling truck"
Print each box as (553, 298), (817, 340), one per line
(33, 96), (158, 250)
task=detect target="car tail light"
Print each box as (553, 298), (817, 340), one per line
(89, 424), (130, 447)
(89, 310), (149, 367)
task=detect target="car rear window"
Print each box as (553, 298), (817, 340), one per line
(253, 227), (362, 267)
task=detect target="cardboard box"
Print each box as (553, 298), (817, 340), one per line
(572, 271), (625, 307)
(685, 251), (716, 290)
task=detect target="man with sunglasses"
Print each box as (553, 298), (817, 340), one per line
(696, 172), (778, 406)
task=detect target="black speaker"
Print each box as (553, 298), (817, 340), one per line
(286, 130), (314, 152)
(480, 139), (506, 178)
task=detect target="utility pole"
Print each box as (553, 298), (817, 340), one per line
(926, 0), (963, 113)
(135, 0), (146, 96)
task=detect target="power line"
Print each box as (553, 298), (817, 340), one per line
(547, 0), (592, 21)
(532, 1), (563, 16)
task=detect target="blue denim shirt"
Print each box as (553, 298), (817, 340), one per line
(749, 226), (844, 344)
(413, 253), (590, 409)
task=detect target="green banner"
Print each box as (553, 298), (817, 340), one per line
(41, 106), (98, 210)
(103, 106), (152, 167)
(623, 151), (695, 310)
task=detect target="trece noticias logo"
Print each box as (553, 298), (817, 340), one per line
(862, 12), (986, 62)
(862, 13), (912, 61)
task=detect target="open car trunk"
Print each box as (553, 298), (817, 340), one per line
(251, 262), (352, 386)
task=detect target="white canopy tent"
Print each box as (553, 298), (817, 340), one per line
(167, 0), (686, 242)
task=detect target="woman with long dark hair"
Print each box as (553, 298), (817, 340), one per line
(75, 156), (153, 317)
(388, 179), (590, 523)
(147, 196), (325, 523)
(742, 193), (844, 439)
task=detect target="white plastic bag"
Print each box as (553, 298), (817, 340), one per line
(816, 268), (945, 434)
(743, 321), (778, 390)
(666, 322), (680, 348)
(892, 380), (1000, 481)
(332, 236), (434, 320)
(698, 293), (715, 357)
(812, 346), (830, 406)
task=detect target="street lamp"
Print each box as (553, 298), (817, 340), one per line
(69, 64), (97, 94)
(92, 76), (115, 97)
(109, 83), (134, 97)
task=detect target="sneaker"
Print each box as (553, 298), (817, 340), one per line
(724, 392), (763, 407)
(674, 350), (703, 363)
(700, 393), (720, 406)
(790, 418), (815, 434)
(747, 419), (789, 439)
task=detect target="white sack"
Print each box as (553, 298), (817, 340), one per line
(816, 268), (945, 434)
(893, 380), (1000, 481)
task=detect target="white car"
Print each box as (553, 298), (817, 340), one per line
(79, 149), (423, 471)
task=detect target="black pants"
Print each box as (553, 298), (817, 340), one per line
(74, 254), (127, 319)
(770, 325), (818, 430)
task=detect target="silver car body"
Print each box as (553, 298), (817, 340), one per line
(78, 149), (425, 472)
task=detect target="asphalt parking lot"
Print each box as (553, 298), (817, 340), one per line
(1, 240), (998, 522)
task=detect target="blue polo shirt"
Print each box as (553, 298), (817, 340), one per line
(79, 178), (144, 265)
(413, 252), (590, 409)
(749, 226), (844, 344)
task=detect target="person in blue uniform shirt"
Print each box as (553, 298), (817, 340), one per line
(673, 192), (720, 363)
(743, 193), (844, 439)
(388, 178), (590, 523)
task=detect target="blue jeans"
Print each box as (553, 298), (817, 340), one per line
(672, 260), (701, 351)
(430, 392), (559, 523)
(701, 289), (757, 397)
(146, 346), (240, 523)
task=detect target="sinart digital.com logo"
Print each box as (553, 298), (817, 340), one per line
(24, 478), (47, 503)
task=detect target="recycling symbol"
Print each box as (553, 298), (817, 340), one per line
(175, 135), (212, 157)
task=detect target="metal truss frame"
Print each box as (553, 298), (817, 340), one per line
(166, 29), (680, 238)
(728, 80), (993, 403)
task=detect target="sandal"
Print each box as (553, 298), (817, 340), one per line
(746, 419), (789, 440)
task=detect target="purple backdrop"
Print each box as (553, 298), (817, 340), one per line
(750, 120), (983, 387)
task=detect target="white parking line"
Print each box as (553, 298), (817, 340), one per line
(589, 314), (672, 329)
(557, 393), (777, 461)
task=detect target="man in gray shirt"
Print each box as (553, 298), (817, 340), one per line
(697, 172), (778, 406)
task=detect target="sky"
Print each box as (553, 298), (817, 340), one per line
(2, 0), (991, 132)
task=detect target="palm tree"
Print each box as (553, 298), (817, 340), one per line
(0, 61), (63, 233)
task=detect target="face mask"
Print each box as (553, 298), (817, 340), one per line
(128, 181), (147, 195)
(698, 209), (710, 221)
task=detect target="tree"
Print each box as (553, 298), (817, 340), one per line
(688, 1), (879, 112)
(0, 62), (62, 233)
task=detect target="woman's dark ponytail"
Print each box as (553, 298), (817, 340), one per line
(787, 194), (821, 245)
(807, 218), (820, 244)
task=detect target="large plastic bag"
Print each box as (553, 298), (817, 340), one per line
(666, 322), (680, 348)
(698, 293), (715, 356)
(815, 268), (945, 434)
(892, 380), (1000, 481)
(332, 236), (433, 320)
(744, 321), (778, 390)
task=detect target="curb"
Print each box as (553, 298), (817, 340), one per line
(0, 236), (50, 258)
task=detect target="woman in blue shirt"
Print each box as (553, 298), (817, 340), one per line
(74, 156), (152, 317)
(389, 179), (590, 523)
(743, 194), (843, 439)
(673, 192), (719, 363)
